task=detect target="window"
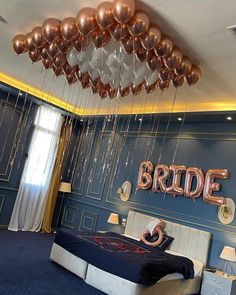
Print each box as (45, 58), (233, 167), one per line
(24, 106), (61, 186)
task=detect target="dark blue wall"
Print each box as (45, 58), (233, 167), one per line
(60, 115), (236, 270)
(0, 87), (37, 226)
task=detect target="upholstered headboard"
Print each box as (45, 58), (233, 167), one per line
(125, 211), (211, 265)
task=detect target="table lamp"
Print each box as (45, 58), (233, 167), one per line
(220, 246), (236, 276)
(107, 213), (119, 225)
(56, 182), (72, 228)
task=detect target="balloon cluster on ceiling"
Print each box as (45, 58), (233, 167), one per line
(12, 0), (201, 99)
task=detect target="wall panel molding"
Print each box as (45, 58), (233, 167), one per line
(79, 210), (98, 231)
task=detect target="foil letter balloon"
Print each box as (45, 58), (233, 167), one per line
(166, 165), (186, 196)
(184, 167), (204, 199)
(203, 169), (230, 206)
(152, 165), (169, 193)
(137, 160), (154, 190)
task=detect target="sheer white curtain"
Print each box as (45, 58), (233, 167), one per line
(8, 105), (63, 232)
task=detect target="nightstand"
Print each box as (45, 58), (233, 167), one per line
(201, 270), (236, 295)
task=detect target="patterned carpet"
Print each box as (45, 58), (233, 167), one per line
(0, 230), (105, 295)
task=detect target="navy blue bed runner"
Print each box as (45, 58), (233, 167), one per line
(54, 230), (194, 286)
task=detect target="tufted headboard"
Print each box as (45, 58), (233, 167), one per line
(124, 211), (211, 265)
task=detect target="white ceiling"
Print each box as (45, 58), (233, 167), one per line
(0, 0), (236, 115)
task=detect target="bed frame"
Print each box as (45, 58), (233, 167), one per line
(50, 210), (211, 295)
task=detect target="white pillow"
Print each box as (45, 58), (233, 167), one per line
(146, 219), (163, 236)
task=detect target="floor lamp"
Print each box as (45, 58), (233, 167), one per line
(56, 182), (72, 228)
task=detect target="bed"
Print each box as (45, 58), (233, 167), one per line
(50, 210), (211, 295)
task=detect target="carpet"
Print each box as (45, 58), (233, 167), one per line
(0, 230), (105, 295)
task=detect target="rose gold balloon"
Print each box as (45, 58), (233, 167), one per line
(128, 11), (150, 36)
(185, 65), (201, 86)
(56, 38), (71, 53)
(166, 165), (186, 196)
(24, 32), (36, 51)
(76, 7), (97, 36)
(61, 17), (78, 41)
(80, 73), (90, 88)
(135, 46), (147, 62)
(66, 73), (77, 85)
(40, 47), (49, 59)
(171, 75), (184, 88)
(152, 164), (169, 193)
(137, 160), (154, 190)
(32, 26), (44, 48)
(184, 167), (204, 200)
(99, 85), (108, 99)
(52, 64), (63, 76)
(91, 85), (99, 94)
(119, 86), (130, 97)
(42, 18), (61, 43)
(91, 29), (111, 48)
(12, 34), (26, 55)
(47, 41), (60, 58)
(140, 24), (161, 50)
(122, 35), (134, 54)
(90, 77), (102, 87)
(28, 49), (41, 63)
(110, 22), (129, 40)
(130, 83), (143, 95)
(147, 52), (162, 72)
(145, 82), (157, 94)
(159, 68), (172, 81)
(122, 35), (140, 54)
(72, 34), (88, 52)
(203, 169), (230, 206)
(96, 2), (114, 29)
(107, 85), (118, 98)
(164, 47), (183, 70)
(42, 58), (53, 70)
(63, 63), (77, 75)
(158, 80), (170, 91)
(53, 55), (67, 68)
(113, 0), (135, 24)
(154, 35), (173, 57)
(175, 56), (192, 76)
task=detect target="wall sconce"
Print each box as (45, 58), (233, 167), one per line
(220, 246), (236, 276)
(218, 198), (235, 224)
(107, 213), (119, 225)
(117, 181), (132, 201)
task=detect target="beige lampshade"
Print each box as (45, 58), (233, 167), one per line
(107, 213), (119, 225)
(220, 246), (236, 262)
(59, 182), (71, 193)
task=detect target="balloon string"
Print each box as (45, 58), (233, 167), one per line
(171, 94), (190, 165)
(157, 87), (178, 165)
(149, 90), (165, 158)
